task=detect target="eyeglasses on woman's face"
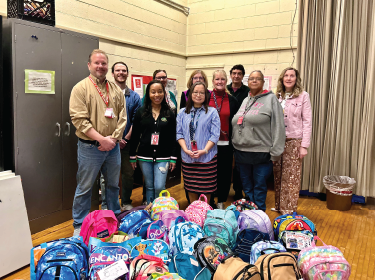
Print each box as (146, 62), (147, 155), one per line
(192, 91), (205, 96)
(248, 77), (263, 82)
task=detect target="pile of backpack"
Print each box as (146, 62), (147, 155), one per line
(31, 191), (352, 280)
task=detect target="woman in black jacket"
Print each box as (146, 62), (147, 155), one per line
(130, 80), (177, 203)
(208, 70), (240, 209)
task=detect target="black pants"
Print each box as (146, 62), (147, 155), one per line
(216, 145), (234, 203)
(233, 164), (244, 198)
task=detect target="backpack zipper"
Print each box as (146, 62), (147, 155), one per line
(47, 258), (74, 262)
(38, 265), (78, 280)
(232, 264), (259, 280)
(265, 254), (300, 280)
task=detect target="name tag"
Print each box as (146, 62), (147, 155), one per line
(151, 133), (159, 145)
(105, 108), (115, 118)
(191, 140), (198, 152)
(237, 116), (243, 125)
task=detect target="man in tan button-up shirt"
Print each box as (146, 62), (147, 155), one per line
(69, 49), (127, 235)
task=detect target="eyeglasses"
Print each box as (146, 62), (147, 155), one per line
(193, 77), (204, 81)
(249, 77), (263, 82)
(156, 76), (168, 80)
(192, 92), (205, 96)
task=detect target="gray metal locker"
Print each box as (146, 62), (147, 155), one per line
(2, 19), (100, 233)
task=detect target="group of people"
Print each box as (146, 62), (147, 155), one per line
(69, 49), (312, 236)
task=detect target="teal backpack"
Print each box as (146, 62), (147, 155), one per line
(203, 209), (238, 248)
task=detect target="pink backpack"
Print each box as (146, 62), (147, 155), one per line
(185, 194), (213, 227)
(159, 210), (188, 229)
(79, 210), (118, 245)
(298, 236), (351, 280)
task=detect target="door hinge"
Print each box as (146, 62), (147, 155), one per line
(17, 147), (19, 154)
(14, 34), (16, 43)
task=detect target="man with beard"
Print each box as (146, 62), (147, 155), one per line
(69, 50), (126, 236)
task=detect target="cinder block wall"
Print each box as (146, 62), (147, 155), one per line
(186, 0), (298, 93)
(0, 0), (188, 97)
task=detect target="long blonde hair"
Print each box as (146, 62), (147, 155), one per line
(187, 70), (208, 89)
(212, 70), (231, 95)
(276, 67), (303, 99)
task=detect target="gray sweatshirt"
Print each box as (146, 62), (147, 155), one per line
(231, 91), (286, 161)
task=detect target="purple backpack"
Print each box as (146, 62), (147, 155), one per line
(147, 220), (168, 240)
(159, 210), (188, 229)
(238, 210), (274, 240)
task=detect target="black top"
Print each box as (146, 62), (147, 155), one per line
(234, 150), (271, 165)
(225, 93), (240, 145)
(129, 106), (177, 163)
(227, 83), (250, 107)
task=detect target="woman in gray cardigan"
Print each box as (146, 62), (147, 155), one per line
(232, 70), (285, 211)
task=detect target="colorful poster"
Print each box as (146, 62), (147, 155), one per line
(131, 74), (177, 98)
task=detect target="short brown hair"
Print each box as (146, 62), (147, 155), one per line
(88, 49), (109, 63)
(153, 70), (167, 79)
(187, 70), (208, 89)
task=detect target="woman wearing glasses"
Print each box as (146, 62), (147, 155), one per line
(152, 70), (178, 112)
(232, 70), (285, 211)
(208, 70), (239, 209)
(180, 70), (210, 109)
(176, 82), (220, 202)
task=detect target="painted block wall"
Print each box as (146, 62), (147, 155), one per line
(0, 0), (188, 97)
(186, 0), (298, 93)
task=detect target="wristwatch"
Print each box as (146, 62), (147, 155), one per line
(204, 148), (208, 154)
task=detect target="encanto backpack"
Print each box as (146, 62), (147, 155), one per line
(151, 190), (179, 220)
(185, 194), (213, 227)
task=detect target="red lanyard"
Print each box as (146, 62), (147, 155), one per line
(89, 76), (110, 106)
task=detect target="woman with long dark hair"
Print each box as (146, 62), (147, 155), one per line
(130, 80), (177, 203)
(176, 82), (220, 203)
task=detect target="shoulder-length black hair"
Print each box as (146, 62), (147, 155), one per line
(142, 80), (171, 118)
(185, 82), (209, 114)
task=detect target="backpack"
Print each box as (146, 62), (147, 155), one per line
(232, 199), (258, 212)
(193, 236), (233, 274)
(147, 220), (168, 240)
(34, 239), (89, 280)
(159, 210), (189, 229)
(130, 255), (169, 280)
(80, 210), (118, 245)
(298, 236), (351, 280)
(116, 205), (148, 224)
(250, 241), (287, 265)
(213, 256), (261, 280)
(254, 252), (302, 280)
(168, 216), (205, 256)
(168, 253), (212, 280)
(151, 190), (179, 220)
(146, 272), (185, 280)
(238, 210), (274, 240)
(131, 239), (170, 263)
(118, 210), (153, 236)
(273, 212), (316, 241)
(185, 194), (213, 227)
(203, 209), (238, 248)
(232, 229), (270, 263)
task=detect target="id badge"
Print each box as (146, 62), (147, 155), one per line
(105, 108), (114, 119)
(151, 133), (160, 145)
(237, 116), (244, 125)
(191, 140), (198, 152)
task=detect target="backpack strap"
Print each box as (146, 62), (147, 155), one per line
(198, 194), (208, 203)
(312, 236), (327, 247)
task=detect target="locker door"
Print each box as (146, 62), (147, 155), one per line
(14, 23), (63, 220)
(61, 33), (99, 209)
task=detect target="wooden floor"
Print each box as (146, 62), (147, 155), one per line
(5, 183), (375, 280)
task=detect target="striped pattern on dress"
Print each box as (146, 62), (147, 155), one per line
(182, 156), (217, 194)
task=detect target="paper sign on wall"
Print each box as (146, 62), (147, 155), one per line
(25, 69), (55, 94)
(132, 77), (144, 98)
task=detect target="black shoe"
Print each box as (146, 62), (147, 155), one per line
(233, 192), (244, 201)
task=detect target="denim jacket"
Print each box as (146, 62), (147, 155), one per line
(123, 87), (142, 138)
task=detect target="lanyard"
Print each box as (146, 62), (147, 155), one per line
(89, 76), (110, 107)
(189, 108), (202, 141)
(212, 90), (226, 115)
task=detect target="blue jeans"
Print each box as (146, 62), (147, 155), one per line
(138, 161), (169, 203)
(236, 161), (273, 211)
(72, 141), (121, 228)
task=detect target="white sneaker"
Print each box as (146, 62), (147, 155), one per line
(73, 227), (81, 237)
(217, 202), (225, 210)
(101, 204), (108, 210)
(270, 208), (279, 212)
(121, 204), (133, 211)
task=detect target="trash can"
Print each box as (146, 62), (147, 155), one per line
(323, 175), (356, 211)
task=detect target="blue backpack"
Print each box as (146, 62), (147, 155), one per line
(34, 239), (89, 280)
(118, 210), (152, 236)
(203, 209), (238, 248)
(168, 216), (205, 256)
(168, 253), (211, 280)
(249, 240), (287, 264)
(232, 229), (270, 263)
